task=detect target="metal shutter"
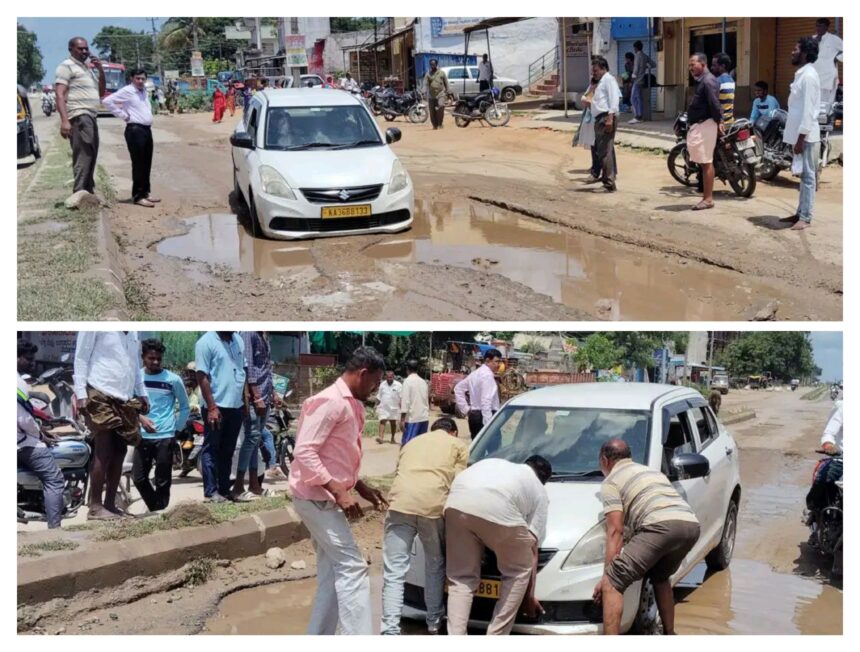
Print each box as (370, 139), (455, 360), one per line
(774, 17), (838, 106)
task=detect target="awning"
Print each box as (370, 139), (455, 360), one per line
(462, 17), (532, 34)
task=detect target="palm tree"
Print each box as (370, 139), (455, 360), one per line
(160, 17), (203, 51)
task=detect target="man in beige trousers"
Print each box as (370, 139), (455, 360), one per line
(443, 455), (552, 634)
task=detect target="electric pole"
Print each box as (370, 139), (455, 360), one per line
(706, 331), (715, 390)
(149, 17), (164, 79)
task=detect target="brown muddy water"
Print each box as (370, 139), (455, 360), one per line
(156, 201), (793, 320)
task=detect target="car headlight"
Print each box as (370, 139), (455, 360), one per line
(388, 159), (410, 194)
(561, 522), (606, 569)
(259, 165), (296, 200)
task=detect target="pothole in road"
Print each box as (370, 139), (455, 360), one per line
(157, 201), (787, 320)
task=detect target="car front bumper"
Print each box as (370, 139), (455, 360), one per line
(401, 604), (601, 634)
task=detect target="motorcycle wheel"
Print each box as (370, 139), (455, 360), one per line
(278, 437), (295, 479)
(728, 162), (757, 198)
(409, 104), (428, 124)
(484, 103), (511, 127)
(383, 112), (396, 122)
(453, 101), (471, 128)
(757, 160), (780, 181)
(371, 103), (382, 117)
(667, 143), (698, 186)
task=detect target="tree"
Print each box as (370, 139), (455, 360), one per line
(93, 26), (155, 70)
(575, 333), (620, 371)
(160, 18), (243, 73)
(154, 332), (203, 371)
(203, 59), (232, 76)
(608, 332), (661, 369)
(719, 332), (816, 381)
(330, 18), (381, 33)
(17, 24), (45, 87)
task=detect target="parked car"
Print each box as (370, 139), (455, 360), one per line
(403, 383), (741, 634)
(712, 372), (729, 395)
(439, 65), (523, 103)
(230, 88), (414, 240)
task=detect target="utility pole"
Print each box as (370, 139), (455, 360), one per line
(706, 331), (715, 390)
(135, 41), (141, 68)
(149, 17), (164, 79)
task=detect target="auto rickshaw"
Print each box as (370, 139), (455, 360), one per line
(17, 85), (41, 163)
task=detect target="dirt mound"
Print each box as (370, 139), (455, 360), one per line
(163, 502), (217, 528)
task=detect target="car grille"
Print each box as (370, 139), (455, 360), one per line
(480, 549), (558, 577)
(300, 184), (383, 204)
(268, 209), (410, 234)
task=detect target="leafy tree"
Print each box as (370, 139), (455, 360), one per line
(17, 24), (45, 87)
(160, 18), (242, 73)
(203, 59), (232, 76)
(575, 333), (620, 371)
(608, 332), (661, 369)
(154, 332), (203, 372)
(330, 18), (381, 32)
(719, 332), (816, 381)
(519, 338), (548, 355)
(92, 26), (154, 69)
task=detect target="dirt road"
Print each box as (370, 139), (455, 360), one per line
(20, 390), (841, 635)
(92, 111), (841, 321)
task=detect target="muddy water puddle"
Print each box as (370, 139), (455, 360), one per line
(156, 201), (787, 320)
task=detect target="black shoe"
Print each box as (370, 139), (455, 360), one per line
(604, 182), (617, 192)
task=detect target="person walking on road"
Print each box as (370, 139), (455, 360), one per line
(780, 37), (822, 232)
(289, 347), (389, 635)
(424, 59), (451, 130)
(195, 331), (247, 503)
(380, 417), (469, 635)
(812, 18), (843, 106)
(444, 456), (552, 635)
(102, 68), (160, 208)
(454, 348), (502, 439)
(400, 360), (430, 447)
(629, 41), (654, 124)
(685, 53), (724, 211)
(74, 331), (149, 521)
(212, 86), (226, 123)
(133, 338), (189, 513)
(711, 53), (736, 126)
(54, 37), (105, 195)
(593, 439), (700, 635)
(375, 370), (402, 444)
(232, 331), (274, 500)
(478, 54), (494, 92)
(590, 56), (621, 192)
(226, 83), (237, 117)
(18, 340), (65, 529)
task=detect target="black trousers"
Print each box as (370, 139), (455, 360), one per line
(479, 80), (491, 91)
(593, 113), (617, 186)
(124, 123), (153, 202)
(70, 114), (99, 193)
(132, 438), (175, 512)
(429, 97), (445, 128)
(468, 411), (484, 439)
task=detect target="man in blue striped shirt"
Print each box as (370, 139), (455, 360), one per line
(134, 338), (190, 512)
(711, 53), (736, 125)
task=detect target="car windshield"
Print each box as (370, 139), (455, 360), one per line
(470, 406), (651, 478)
(264, 105), (382, 150)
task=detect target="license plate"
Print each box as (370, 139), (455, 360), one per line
(321, 205), (371, 219)
(475, 579), (501, 599)
(737, 139), (754, 150)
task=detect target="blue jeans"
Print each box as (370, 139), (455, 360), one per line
(631, 83), (643, 119)
(381, 510), (446, 634)
(201, 406), (243, 498)
(797, 140), (817, 223)
(238, 407), (269, 473)
(18, 446), (65, 529)
(260, 419), (277, 470)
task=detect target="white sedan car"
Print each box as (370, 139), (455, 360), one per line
(231, 89), (414, 240)
(403, 383), (741, 634)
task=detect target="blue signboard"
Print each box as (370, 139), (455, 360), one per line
(431, 17), (483, 38)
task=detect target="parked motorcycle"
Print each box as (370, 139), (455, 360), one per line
(268, 390), (296, 479)
(176, 414), (205, 477)
(41, 92), (56, 117)
(667, 113), (760, 197)
(367, 85), (392, 116)
(17, 410), (92, 525)
(381, 90), (428, 124)
(754, 102), (841, 183)
(803, 449), (843, 576)
(452, 87), (511, 128)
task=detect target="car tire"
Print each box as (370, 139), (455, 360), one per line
(500, 87), (517, 103)
(631, 578), (664, 634)
(248, 188), (265, 239)
(706, 499), (738, 571)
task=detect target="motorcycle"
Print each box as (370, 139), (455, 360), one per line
(452, 87), (511, 128)
(830, 385), (840, 401)
(17, 409), (92, 524)
(667, 112), (760, 198)
(381, 89), (428, 124)
(367, 85), (392, 116)
(41, 92), (56, 117)
(26, 356), (76, 421)
(268, 390), (296, 479)
(803, 449), (843, 576)
(176, 414), (205, 477)
(754, 102), (841, 184)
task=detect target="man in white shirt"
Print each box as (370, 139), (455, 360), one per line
(18, 340), (65, 529)
(806, 399), (843, 514)
(812, 19), (843, 105)
(340, 72), (359, 92)
(444, 456), (552, 635)
(400, 359), (430, 447)
(590, 56), (622, 192)
(74, 332), (149, 520)
(375, 370), (403, 444)
(781, 37), (822, 232)
(821, 399), (843, 455)
(454, 348), (502, 439)
(478, 54), (494, 92)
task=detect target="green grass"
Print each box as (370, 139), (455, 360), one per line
(363, 419), (381, 438)
(123, 274), (154, 320)
(802, 385), (828, 401)
(18, 539), (80, 557)
(184, 558), (214, 586)
(363, 473), (396, 493)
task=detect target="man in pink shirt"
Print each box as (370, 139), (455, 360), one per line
(289, 346), (389, 634)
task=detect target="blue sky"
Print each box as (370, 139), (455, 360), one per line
(19, 18), (166, 83)
(810, 332), (842, 381)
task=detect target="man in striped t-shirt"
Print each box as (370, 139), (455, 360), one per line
(593, 439), (700, 635)
(711, 53), (736, 125)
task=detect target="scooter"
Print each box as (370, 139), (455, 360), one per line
(26, 356), (76, 421)
(803, 449), (843, 576)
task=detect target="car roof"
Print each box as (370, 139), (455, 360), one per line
(261, 89), (362, 108)
(506, 383), (699, 411)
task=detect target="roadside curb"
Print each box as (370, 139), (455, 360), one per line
(91, 207), (129, 320)
(722, 410), (756, 425)
(17, 506), (308, 605)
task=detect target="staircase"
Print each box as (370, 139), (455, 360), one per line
(528, 46), (559, 96)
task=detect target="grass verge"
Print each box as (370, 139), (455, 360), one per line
(18, 540), (80, 557)
(802, 385), (828, 401)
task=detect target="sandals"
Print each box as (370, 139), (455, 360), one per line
(692, 201), (714, 211)
(232, 491), (259, 503)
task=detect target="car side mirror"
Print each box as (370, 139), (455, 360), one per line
(385, 128), (402, 144)
(230, 131), (255, 150)
(671, 453), (710, 480)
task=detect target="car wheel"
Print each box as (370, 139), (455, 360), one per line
(501, 87), (517, 103)
(631, 578), (664, 634)
(706, 499), (738, 571)
(248, 188), (264, 239)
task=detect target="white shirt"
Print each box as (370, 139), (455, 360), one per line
(454, 364), (500, 422)
(590, 72), (621, 116)
(784, 63), (821, 146)
(445, 458), (549, 543)
(340, 77), (359, 92)
(821, 400), (843, 453)
(73, 331), (146, 402)
(400, 373), (429, 423)
(375, 379), (403, 419)
(18, 374), (44, 450)
(813, 32), (843, 91)
(478, 61), (493, 82)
